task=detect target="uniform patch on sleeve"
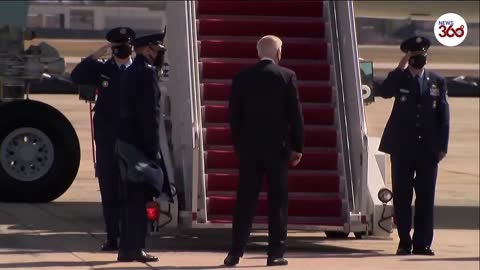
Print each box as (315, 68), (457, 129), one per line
(430, 84), (440, 96)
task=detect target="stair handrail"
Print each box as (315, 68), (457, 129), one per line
(329, 1), (368, 213)
(326, 1), (356, 214)
(186, 0), (208, 222)
(165, 1), (207, 224)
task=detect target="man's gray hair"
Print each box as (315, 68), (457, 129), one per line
(257, 35), (283, 58)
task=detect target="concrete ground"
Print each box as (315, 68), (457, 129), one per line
(0, 95), (478, 270)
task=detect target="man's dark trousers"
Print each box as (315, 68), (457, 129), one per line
(230, 150), (289, 258)
(391, 142), (438, 251)
(95, 130), (121, 242)
(118, 181), (148, 254)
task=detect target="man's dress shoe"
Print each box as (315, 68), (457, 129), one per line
(413, 248), (435, 256)
(117, 250), (159, 262)
(223, 254), (240, 266)
(267, 257), (288, 266)
(100, 240), (118, 251)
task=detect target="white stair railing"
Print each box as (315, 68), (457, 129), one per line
(327, 0), (369, 216)
(165, 1), (206, 225)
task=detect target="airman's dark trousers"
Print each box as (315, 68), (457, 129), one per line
(95, 135), (121, 241)
(391, 148), (438, 250)
(118, 181), (148, 254)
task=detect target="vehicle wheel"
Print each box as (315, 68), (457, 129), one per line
(325, 231), (350, 239)
(0, 100), (80, 202)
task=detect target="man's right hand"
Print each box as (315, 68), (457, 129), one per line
(91, 44), (111, 60)
(290, 151), (302, 167)
(398, 51), (412, 69)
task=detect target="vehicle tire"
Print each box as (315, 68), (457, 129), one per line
(325, 231), (350, 239)
(0, 100), (80, 202)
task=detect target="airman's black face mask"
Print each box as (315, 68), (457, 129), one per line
(112, 44), (132, 59)
(409, 54), (427, 69)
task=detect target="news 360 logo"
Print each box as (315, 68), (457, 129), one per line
(434, 13), (468, 47)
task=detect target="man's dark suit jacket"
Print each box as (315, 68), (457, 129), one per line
(229, 59), (304, 156)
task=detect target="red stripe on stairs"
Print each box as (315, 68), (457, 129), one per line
(198, 18), (325, 38)
(203, 82), (332, 103)
(208, 172), (340, 193)
(200, 40), (328, 60)
(197, 1), (323, 17)
(202, 62), (330, 81)
(208, 195), (342, 217)
(206, 150), (338, 170)
(205, 126), (336, 148)
(204, 104), (334, 125)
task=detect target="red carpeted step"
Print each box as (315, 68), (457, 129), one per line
(208, 195), (342, 217)
(203, 82), (332, 103)
(207, 172), (340, 193)
(200, 40), (328, 60)
(198, 1), (323, 17)
(205, 126), (336, 148)
(204, 104), (334, 125)
(209, 216), (344, 226)
(206, 149), (337, 170)
(199, 18), (325, 38)
(202, 61), (330, 81)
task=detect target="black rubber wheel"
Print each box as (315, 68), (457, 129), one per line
(0, 100), (80, 202)
(325, 231), (350, 239)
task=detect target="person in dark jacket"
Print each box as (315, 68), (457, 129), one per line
(224, 35), (304, 267)
(116, 32), (170, 263)
(70, 27), (135, 251)
(378, 36), (450, 256)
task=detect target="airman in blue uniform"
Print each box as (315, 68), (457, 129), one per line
(71, 27), (136, 251)
(116, 32), (170, 263)
(378, 36), (450, 256)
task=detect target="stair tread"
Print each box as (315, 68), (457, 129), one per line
(201, 78), (332, 84)
(203, 103), (335, 125)
(202, 100), (332, 107)
(201, 61), (330, 81)
(204, 123), (336, 129)
(204, 125), (337, 131)
(208, 195), (343, 217)
(206, 148), (338, 154)
(208, 216), (345, 226)
(198, 18), (325, 38)
(199, 36), (327, 43)
(209, 194), (341, 201)
(200, 58), (328, 65)
(197, 1), (324, 18)
(200, 39), (328, 60)
(206, 169), (340, 176)
(207, 172), (341, 193)
(206, 149), (338, 170)
(198, 15), (325, 23)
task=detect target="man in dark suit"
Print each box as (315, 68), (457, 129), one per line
(71, 27), (135, 251)
(224, 35), (304, 267)
(378, 36), (450, 256)
(116, 32), (170, 262)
